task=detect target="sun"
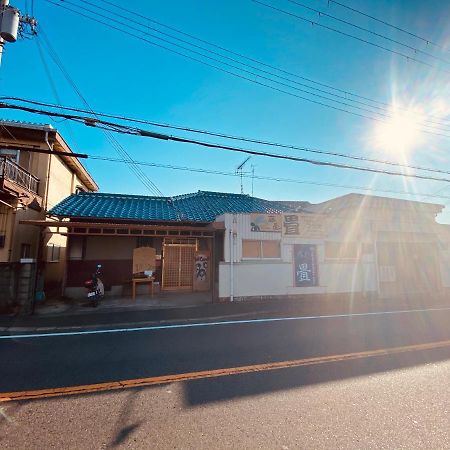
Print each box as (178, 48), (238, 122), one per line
(372, 109), (424, 156)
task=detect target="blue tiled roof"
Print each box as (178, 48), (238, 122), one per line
(49, 191), (291, 223)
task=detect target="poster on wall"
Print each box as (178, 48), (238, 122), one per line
(282, 214), (328, 238)
(250, 213), (282, 232)
(193, 250), (210, 291)
(293, 244), (319, 287)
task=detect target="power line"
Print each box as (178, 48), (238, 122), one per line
(252, 0), (450, 75)
(5, 96), (450, 178)
(48, 0), (386, 121)
(89, 155), (450, 202)
(284, 0), (450, 65)
(2, 100), (450, 184)
(97, 0), (450, 123)
(90, 0), (394, 116)
(37, 26), (164, 196)
(44, 0), (450, 138)
(77, 0), (450, 133)
(5, 139), (448, 201)
(326, 0), (446, 52)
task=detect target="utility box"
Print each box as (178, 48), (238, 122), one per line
(0, 6), (20, 43)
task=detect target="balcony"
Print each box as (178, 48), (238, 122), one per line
(0, 156), (40, 197)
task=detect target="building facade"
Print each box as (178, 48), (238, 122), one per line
(218, 194), (450, 301)
(0, 121), (98, 305)
(37, 190), (450, 304)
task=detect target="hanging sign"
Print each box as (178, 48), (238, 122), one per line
(283, 213), (328, 238)
(294, 244), (319, 287)
(193, 250), (210, 291)
(133, 247), (156, 275)
(250, 213), (282, 232)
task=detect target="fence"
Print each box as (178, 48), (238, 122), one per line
(0, 157), (39, 194)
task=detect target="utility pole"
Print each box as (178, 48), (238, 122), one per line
(0, 0), (37, 67)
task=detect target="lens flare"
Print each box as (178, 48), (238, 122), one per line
(371, 108), (425, 157)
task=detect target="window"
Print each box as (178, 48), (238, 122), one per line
(242, 240), (281, 259)
(325, 241), (359, 260)
(47, 244), (61, 262)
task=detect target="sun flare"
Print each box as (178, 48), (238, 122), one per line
(372, 109), (424, 156)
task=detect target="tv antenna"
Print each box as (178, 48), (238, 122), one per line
(235, 156), (251, 194)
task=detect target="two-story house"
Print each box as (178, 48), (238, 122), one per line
(0, 120), (98, 307)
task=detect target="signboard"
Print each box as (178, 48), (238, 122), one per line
(283, 213), (328, 238)
(193, 250), (210, 291)
(250, 213), (282, 232)
(133, 247), (156, 275)
(293, 244), (319, 287)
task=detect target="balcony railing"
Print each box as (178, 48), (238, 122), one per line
(0, 157), (39, 194)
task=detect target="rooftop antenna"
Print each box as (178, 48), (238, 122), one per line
(235, 156), (251, 194)
(251, 164), (256, 197)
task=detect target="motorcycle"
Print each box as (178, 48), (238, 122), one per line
(84, 264), (104, 307)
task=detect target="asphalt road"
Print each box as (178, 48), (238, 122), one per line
(1, 307), (450, 449)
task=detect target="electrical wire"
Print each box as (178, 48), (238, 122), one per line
(2, 100), (450, 184)
(49, 0), (387, 121)
(37, 26), (164, 196)
(38, 29), (163, 196)
(74, 0), (450, 133)
(252, 0), (450, 75)
(88, 154), (450, 201)
(3, 122), (447, 201)
(98, 0), (450, 123)
(5, 96), (450, 178)
(285, 0), (450, 65)
(326, 0), (446, 52)
(44, 0), (450, 138)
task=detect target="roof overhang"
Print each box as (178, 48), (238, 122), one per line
(0, 121), (98, 192)
(19, 220), (222, 237)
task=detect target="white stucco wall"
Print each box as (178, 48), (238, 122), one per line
(218, 213), (378, 299)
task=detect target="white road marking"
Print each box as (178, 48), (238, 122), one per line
(1, 306), (450, 340)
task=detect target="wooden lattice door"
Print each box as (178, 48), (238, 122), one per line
(162, 239), (197, 291)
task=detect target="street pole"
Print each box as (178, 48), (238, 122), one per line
(0, 0), (10, 67)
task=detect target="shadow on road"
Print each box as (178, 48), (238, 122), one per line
(183, 345), (450, 406)
(110, 389), (142, 447)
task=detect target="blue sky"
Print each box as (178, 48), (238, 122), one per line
(3, 0), (450, 222)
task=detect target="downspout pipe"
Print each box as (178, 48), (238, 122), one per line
(43, 131), (53, 211)
(229, 228), (234, 302)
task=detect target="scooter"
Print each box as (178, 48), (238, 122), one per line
(84, 264), (104, 307)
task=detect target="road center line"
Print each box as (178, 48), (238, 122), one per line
(2, 338), (450, 402)
(1, 305), (450, 340)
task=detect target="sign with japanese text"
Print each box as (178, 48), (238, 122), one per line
(193, 250), (210, 291)
(294, 244), (319, 287)
(250, 213), (282, 232)
(282, 213), (328, 238)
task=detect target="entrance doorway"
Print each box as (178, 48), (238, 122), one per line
(162, 238), (197, 291)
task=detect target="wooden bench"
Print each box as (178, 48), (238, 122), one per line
(132, 277), (155, 300)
